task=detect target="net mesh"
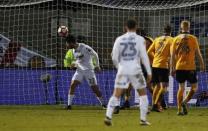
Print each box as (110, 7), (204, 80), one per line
(0, 0), (53, 7)
(0, 0), (208, 106)
(68, 0), (208, 10)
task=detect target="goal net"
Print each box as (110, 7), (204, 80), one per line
(0, 0), (208, 106)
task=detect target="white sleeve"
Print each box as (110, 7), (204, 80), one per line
(85, 46), (100, 67)
(139, 38), (152, 75)
(112, 38), (120, 68)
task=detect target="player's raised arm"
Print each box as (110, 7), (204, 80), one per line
(112, 38), (120, 69)
(195, 39), (205, 72)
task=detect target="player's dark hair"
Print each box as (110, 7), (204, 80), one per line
(125, 19), (137, 30)
(164, 24), (172, 34)
(66, 34), (76, 44)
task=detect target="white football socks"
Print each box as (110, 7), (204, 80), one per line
(68, 94), (74, 106)
(116, 97), (121, 107)
(106, 96), (120, 119)
(139, 95), (149, 121)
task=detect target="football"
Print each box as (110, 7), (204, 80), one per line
(58, 26), (69, 37)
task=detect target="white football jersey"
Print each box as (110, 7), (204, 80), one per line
(112, 32), (151, 75)
(73, 43), (99, 70)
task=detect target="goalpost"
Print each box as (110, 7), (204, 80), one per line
(0, 0), (208, 106)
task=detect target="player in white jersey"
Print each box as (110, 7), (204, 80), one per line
(104, 19), (152, 126)
(65, 35), (106, 110)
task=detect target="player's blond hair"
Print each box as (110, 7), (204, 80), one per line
(180, 20), (190, 31)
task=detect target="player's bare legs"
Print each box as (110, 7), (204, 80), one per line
(91, 85), (102, 97)
(125, 86), (132, 104)
(152, 84), (160, 104)
(182, 83), (198, 115)
(147, 82), (153, 94)
(184, 83), (198, 103)
(177, 83), (185, 115)
(67, 80), (81, 109)
(90, 85), (106, 108)
(152, 84), (161, 111)
(160, 83), (168, 109)
(69, 80), (81, 94)
(154, 82), (168, 111)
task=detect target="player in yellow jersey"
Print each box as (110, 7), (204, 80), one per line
(148, 25), (173, 112)
(171, 20), (205, 115)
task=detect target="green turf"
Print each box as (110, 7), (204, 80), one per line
(0, 105), (207, 131)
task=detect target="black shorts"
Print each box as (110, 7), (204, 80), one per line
(176, 70), (197, 84)
(152, 67), (169, 83)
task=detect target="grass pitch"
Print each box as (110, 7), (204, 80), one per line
(0, 105), (207, 131)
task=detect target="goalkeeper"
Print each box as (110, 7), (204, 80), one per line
(64, 35), (106, 110)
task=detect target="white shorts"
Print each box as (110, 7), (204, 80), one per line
(72, 69), (97, 86)
(114, 73), (146, 89)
